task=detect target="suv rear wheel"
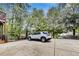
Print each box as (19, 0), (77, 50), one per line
(41, 37), (46, 42)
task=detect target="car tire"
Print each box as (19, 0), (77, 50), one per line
(28, 37), (31, 41)
(41, 37), (46, 42)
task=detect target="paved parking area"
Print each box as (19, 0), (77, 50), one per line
(0, 39), (79, 56)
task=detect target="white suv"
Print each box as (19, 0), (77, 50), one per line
(28, 32), (51, 42)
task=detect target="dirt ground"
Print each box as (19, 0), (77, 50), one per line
(0, 39), (79, 56)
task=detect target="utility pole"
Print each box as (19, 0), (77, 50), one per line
(54, 38), (56, 56)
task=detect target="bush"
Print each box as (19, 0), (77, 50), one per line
(76, 27), (79, 33)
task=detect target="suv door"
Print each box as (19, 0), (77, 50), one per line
(31, 32), (40, 39)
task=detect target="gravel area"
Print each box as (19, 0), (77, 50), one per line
(0, 39), (79, 56)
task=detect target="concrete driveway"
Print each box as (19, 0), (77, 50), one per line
(0, 39), (79, 56)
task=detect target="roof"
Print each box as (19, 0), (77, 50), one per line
(0, 11), (6, 23)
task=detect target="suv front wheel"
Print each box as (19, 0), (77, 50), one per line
(28, 37), (31, 41)
(41, 37), (46, 42)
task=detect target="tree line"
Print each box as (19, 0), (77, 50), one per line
(0, 3), (79, 40)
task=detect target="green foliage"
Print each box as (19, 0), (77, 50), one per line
(76, 27), (79, 33)
(8, 22), (21, 40)
(2, 3), (79, 40)
(7, 3), (30, 40)
(36, 17), (48, 31)
(48, 26), (64, 38)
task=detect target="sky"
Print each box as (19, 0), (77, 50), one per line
(31, 3), (58, 10)
(0, 3), (58, 16)
(30, 3), (58, 14)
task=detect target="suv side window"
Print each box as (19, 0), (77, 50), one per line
(32, 32), (40, 35)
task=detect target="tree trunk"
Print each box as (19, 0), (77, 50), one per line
(53, 29), (55, 38)
(73, 28), (75, 36)
(25, 29), (28, 39)
(26, 32), (28, 39)
(53, 33), (54, 38)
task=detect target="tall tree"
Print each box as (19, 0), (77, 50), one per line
(6, 3), (30, 40)
(47, 7), (60, 38)
(60, 4), (79, 36)
(27, 8), (46, 32)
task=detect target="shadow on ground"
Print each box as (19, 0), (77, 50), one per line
(28, 39), (51, 43)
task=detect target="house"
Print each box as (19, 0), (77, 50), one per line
(0, 11), (7, 43)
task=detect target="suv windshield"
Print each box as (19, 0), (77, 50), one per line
(43, 32), (50, 36)
(43, 32), (48, 34)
